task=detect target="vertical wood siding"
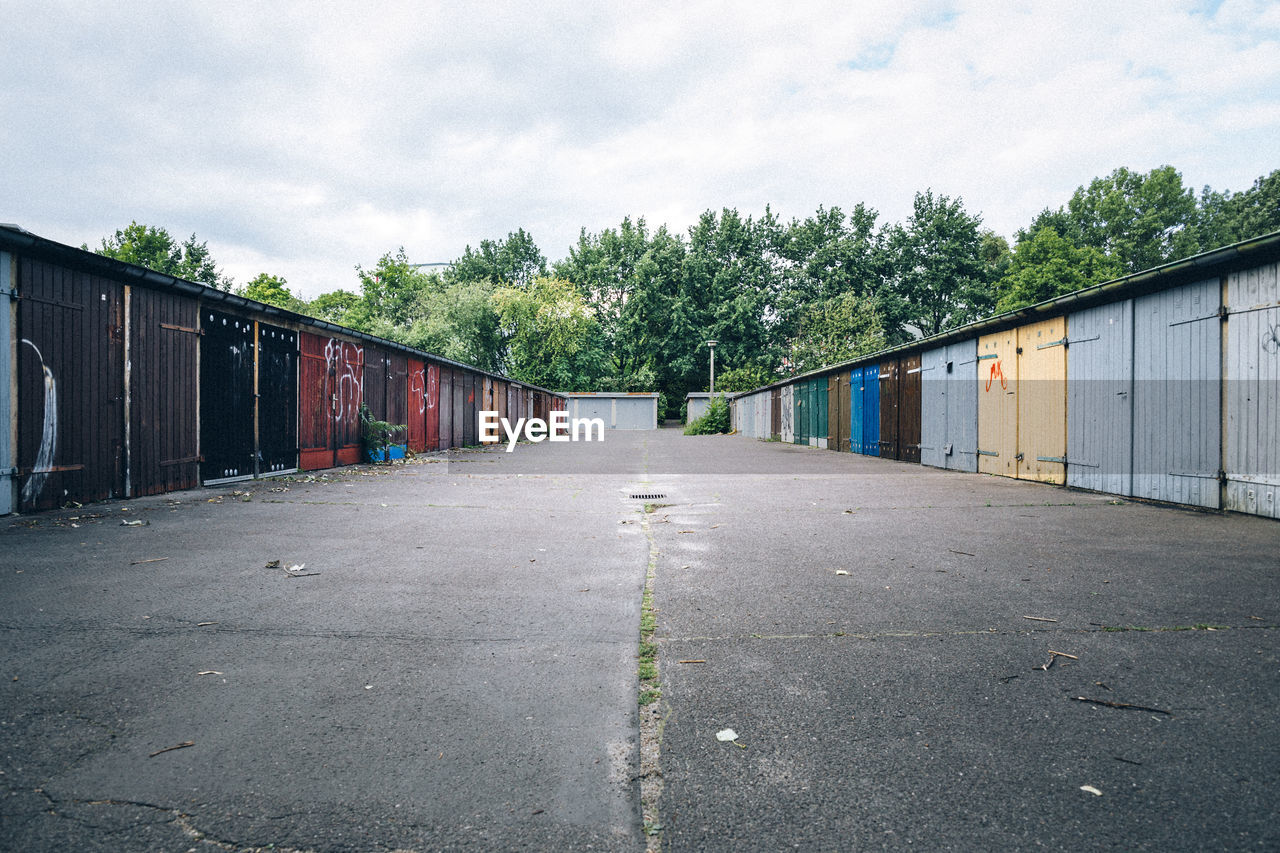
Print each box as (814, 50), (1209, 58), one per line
(17, 259), (124, 511)
(1067, 301), (1133, 495)
(1224, 262), (1279, 518)
(129, 286), (199, 496)
(1133, 279), (1221, 508)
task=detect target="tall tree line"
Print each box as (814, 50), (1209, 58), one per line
(94, 166), (1280, 415)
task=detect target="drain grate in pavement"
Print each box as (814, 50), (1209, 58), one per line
(629, 493), (667, 500)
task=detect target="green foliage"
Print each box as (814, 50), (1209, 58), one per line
(1181, 169), (1280, 252)
(92, 221), (232, 290)
(306, 289), (361, 324)
(403, 281), (504, 373)
(448, 228), (547, 287)
(250, 163), (1279, 407)
(358, 403), (405, 462)
(787, 291), (887, 373)
(683, 395), (731, 435)
(881, 190), (991, 340)
(1062, 165), (1197, 273)
(493, 277), (607, 391)
(994, 227), (1123, 313)
(356, 247), (433, 328)
(236, 273), (305, 312)
(714, 364), (775, 394)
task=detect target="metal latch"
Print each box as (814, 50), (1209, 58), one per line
(1015, 452), (1024, 461)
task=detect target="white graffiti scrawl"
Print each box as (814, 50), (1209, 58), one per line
(325, 339), (363, 423)
(21, 339), (58, 505)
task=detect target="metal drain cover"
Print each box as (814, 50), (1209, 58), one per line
(629, 493), (666, 500)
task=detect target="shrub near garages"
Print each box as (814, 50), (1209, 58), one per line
(683, 396), (731, 435)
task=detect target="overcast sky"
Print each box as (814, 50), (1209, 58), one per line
(4, 1), (1278, 298)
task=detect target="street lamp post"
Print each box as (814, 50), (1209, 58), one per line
(707, 340), (718, 394)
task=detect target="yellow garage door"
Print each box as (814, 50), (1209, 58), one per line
(977, 330), (1017, 477)
(1016, 317), (1068, 483)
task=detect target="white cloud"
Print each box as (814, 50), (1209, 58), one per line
(2, 0), (1277, 298)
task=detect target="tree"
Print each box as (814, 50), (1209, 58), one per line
(1182, 169), (1280, 253)
(773, 204), (884, 352)
(677, 209), (779, 399)
(306, 289), (361, 324)
(994, 227), (1122, 313)
(448, 228), (547, 288)
(402, 282), (503, 373)
(355, 247), (433, 328)
(881, 191), (989, 340)
(786, 291), (887, 374)
(92, 221), (232, 290)
(553, 217), (651, 379)
(1063, 165), (1196, 273)
(714, 364), (775, 393)
(492, 277), (606, 391)
(237, 273), (304, 312)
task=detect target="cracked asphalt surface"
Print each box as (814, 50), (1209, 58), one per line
(2, 427), (1277, 851)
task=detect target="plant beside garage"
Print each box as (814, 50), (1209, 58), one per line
(683, 395), (731, 435)
(360, 403), (407, 463)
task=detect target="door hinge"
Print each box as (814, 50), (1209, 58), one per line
(1037, 455), (1067, 464)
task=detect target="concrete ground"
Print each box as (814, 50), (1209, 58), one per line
(1, 427), (1276, 851)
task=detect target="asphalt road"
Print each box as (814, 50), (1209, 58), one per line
(2, 428), (1277, 851)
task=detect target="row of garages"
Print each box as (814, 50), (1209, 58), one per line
(732, 233), (1280, 520)
(0, 226), (565, 514)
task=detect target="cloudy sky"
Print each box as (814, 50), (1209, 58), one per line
(4, 1), (1278, 298)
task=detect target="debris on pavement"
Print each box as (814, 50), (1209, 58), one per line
(1072, 696), (1171, 715)
(1022, 615), (1058, 623)
(715, 728), (739, 742)
(1080, 785), (1103, 796)
(120, 519), (148, 527)
(149, 741), (195, 757)
(835, 569), (849, 575)
(130, 557), (168, 565)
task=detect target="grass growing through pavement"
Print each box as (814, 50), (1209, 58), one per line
(639, 579), (660, 704)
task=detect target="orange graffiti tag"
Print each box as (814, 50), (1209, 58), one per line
(985, 360), (1007, 392)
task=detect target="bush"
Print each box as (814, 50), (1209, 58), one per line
(683, 395), (731, 435)
(359, 403), (407, 462)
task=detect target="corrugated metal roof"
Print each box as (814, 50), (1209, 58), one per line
(0, 223), (564, 397)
